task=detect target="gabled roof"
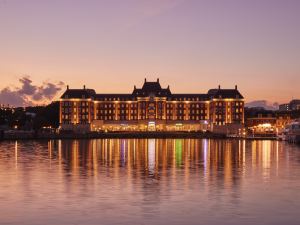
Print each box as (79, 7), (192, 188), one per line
(132, 79), (172, 97)
(60, 88), (96, 99)
(142, 81), (162, 92)
(207, 88), (244, 99)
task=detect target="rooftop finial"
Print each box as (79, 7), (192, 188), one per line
(67, 85), (69, 90)
(167, 85), (170, 89)
(218, 85), (221, 90)
(144, 78), (147, 83)
(235, 85), (237, 90)
(157, 78), (159, 82)
(83, 85), (86, 90)
(134, 85), (136, 89)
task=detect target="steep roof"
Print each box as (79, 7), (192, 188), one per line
(60, 88), (96, 99)
(132, 79), (172, 97)
(207, 88), (244, 99)
(141, 81), (162, 92)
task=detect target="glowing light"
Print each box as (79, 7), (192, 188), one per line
(258, 123), (272, 128)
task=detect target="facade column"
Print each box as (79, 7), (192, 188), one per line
(59, 101), (62, 124)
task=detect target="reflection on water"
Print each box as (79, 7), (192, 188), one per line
(1, 139), (300, 225)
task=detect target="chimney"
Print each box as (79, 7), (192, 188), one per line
(157, 78), (159, 82)
(83, 85), (86, 90)
(218, 85), (221, 90)
(67, 85), (69, 90)
(144, 78), (147, 83)
(235, 85), (237, 90)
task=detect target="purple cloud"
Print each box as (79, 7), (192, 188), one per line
(17, 76), (37, 95)
(0, 76), (65, 106)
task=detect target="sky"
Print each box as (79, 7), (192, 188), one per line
(0, 0), (300, 106)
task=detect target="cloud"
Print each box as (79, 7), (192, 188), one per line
(246, 100), (279, 110)
(0, 76), (65, 107)
(0, 87), (27, 107)
(33, 82), (62, 101)
(18, 76), (37, 95)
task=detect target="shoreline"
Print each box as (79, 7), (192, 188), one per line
(0, 131), (280, 141)
(1, 131), (225, 141)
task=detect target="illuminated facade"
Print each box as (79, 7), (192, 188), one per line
(59, 79), (244, 132)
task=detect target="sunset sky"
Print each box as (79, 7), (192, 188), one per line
(0, 0), (300, 106)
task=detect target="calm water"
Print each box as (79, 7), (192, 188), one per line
(0, 139), (300, 225)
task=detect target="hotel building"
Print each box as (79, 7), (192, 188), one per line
(59, 79), (244, 132)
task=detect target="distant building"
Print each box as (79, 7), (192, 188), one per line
(59, 79), (244, 132)
(279, 103), (290, 111)
(279, 99), (300, 111)
(245, 107), (294, 135)
(245, 109), (276, 135)
(290, 100), (300, 111)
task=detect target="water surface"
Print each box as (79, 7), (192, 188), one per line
(0, 139), (300, 225)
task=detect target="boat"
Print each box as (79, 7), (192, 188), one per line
(277, 129), (288, 141)
(285, 121), (300, 143)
